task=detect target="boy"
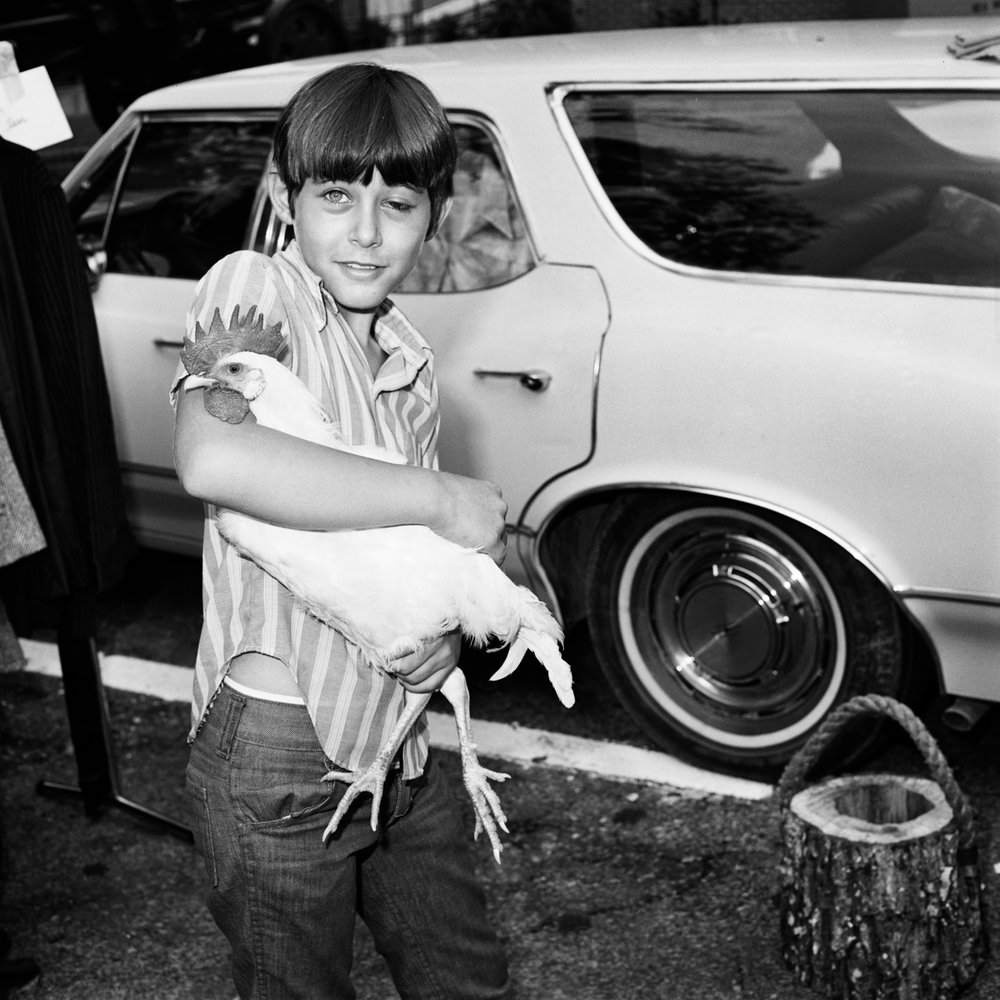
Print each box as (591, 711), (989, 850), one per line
(173, 63), (512, 999)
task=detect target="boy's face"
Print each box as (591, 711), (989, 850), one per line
(269, 169), (432, 340)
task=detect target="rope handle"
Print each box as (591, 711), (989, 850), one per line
(776, 694), (977, 849)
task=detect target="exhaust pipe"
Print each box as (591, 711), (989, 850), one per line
(942, 697), (993, 733)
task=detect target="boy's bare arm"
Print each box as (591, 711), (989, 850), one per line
(174, 384), (507, 563)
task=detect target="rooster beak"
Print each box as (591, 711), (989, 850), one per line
(183, 373), (218, 392)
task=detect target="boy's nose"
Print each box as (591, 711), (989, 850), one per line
(350, 206), (382, 248)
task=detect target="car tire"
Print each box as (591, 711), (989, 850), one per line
(260, 0), (345, 62)
(587, 494), (908, 775)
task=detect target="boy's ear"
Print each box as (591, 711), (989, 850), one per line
(427, 195), (453, 241)
(268, 170), (295, 225)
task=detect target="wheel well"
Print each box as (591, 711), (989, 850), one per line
(537, 489), (617, 629)
(537, 487), (938, 707)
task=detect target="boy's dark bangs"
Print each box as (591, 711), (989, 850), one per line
(303, 102), (448, 193)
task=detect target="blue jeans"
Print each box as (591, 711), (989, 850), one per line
(185, 683), (512, 1000)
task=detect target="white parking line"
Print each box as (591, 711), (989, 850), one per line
(18, 638), (773, 801)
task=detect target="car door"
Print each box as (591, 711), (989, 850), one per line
(397, 267), (609, 523)
(252, 116), (610, 578)
(67, 113), (277, 552)
(373, 118), (611, 578)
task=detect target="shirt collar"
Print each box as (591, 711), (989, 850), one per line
(275, 239), (327, 334)
(372, 301), (431, 392)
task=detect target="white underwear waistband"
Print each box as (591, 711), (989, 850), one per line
(223, 674), (306, 706)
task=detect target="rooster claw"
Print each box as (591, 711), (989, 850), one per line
(321, 764), (389, 841)
(462, 756), (511, 864)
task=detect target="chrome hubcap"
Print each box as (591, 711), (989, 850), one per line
(619, 507), (845, 748)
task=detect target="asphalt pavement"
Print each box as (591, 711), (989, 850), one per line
(3, 627), (1000, 999)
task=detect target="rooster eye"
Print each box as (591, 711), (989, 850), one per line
(227, 363), (241, 375)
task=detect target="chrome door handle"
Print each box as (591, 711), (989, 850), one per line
(473, 368), (552, 392)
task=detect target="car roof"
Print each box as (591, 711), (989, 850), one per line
(132, 16), (1000, 115)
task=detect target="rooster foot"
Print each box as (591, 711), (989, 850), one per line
(321, 759), (392, 841)
(320, 689), (432, 843)
(459, 742), (511, 864)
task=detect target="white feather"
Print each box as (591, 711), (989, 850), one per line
(200, 351), (574, 708)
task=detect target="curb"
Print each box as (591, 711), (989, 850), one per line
(18, 638), (774, 802)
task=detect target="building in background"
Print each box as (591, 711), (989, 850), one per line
(3, 0), (997, 132)
(406, 0), (1000, 40)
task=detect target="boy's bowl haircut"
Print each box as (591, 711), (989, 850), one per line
(271, 62), (458, 238)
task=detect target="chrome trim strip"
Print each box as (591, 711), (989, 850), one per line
(896, 588), (1000, 608)
(101, 126), (141, 250)
(137, 110), (278, 124)
(246, 165), (274, 253)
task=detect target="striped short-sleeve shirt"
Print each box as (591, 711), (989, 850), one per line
(174, 242), (440, 779)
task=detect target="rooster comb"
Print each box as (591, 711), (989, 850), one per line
(181, 305), (284, 375)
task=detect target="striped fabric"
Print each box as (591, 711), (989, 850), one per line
(173, 242), (440, 779)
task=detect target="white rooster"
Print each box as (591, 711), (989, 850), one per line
(180, 307), (574, 861)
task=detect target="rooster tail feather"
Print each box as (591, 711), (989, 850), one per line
(488, 591), (574, 708)
(489, 635), (529, 683)
(521, 626), (575, 708)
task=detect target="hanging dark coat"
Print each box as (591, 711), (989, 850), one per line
(0, 135), (133, 634)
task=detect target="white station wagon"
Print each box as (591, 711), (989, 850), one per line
(64, 17), (1000, 774)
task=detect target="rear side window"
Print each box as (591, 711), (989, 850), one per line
(563, 90), (1000, 289)
(72, 118), (275, 280)
(402, 120), (535, 293)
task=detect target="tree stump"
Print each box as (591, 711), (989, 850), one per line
(777, 695), (987, 1000)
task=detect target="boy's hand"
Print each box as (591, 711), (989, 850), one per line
(437, 473), (508, 565)
(392, 632), (461, 694)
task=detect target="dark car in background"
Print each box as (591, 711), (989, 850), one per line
(0, 0), (373, 128)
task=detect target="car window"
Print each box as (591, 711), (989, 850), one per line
(399, 122), (534, 292)
(252, 120), (534, 292)
(563, 90), (1000, 289)
(70, 137), (131, 260)
(71, 118), (275, 280)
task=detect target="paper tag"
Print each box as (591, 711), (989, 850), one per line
(1, 65), (73, 151)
